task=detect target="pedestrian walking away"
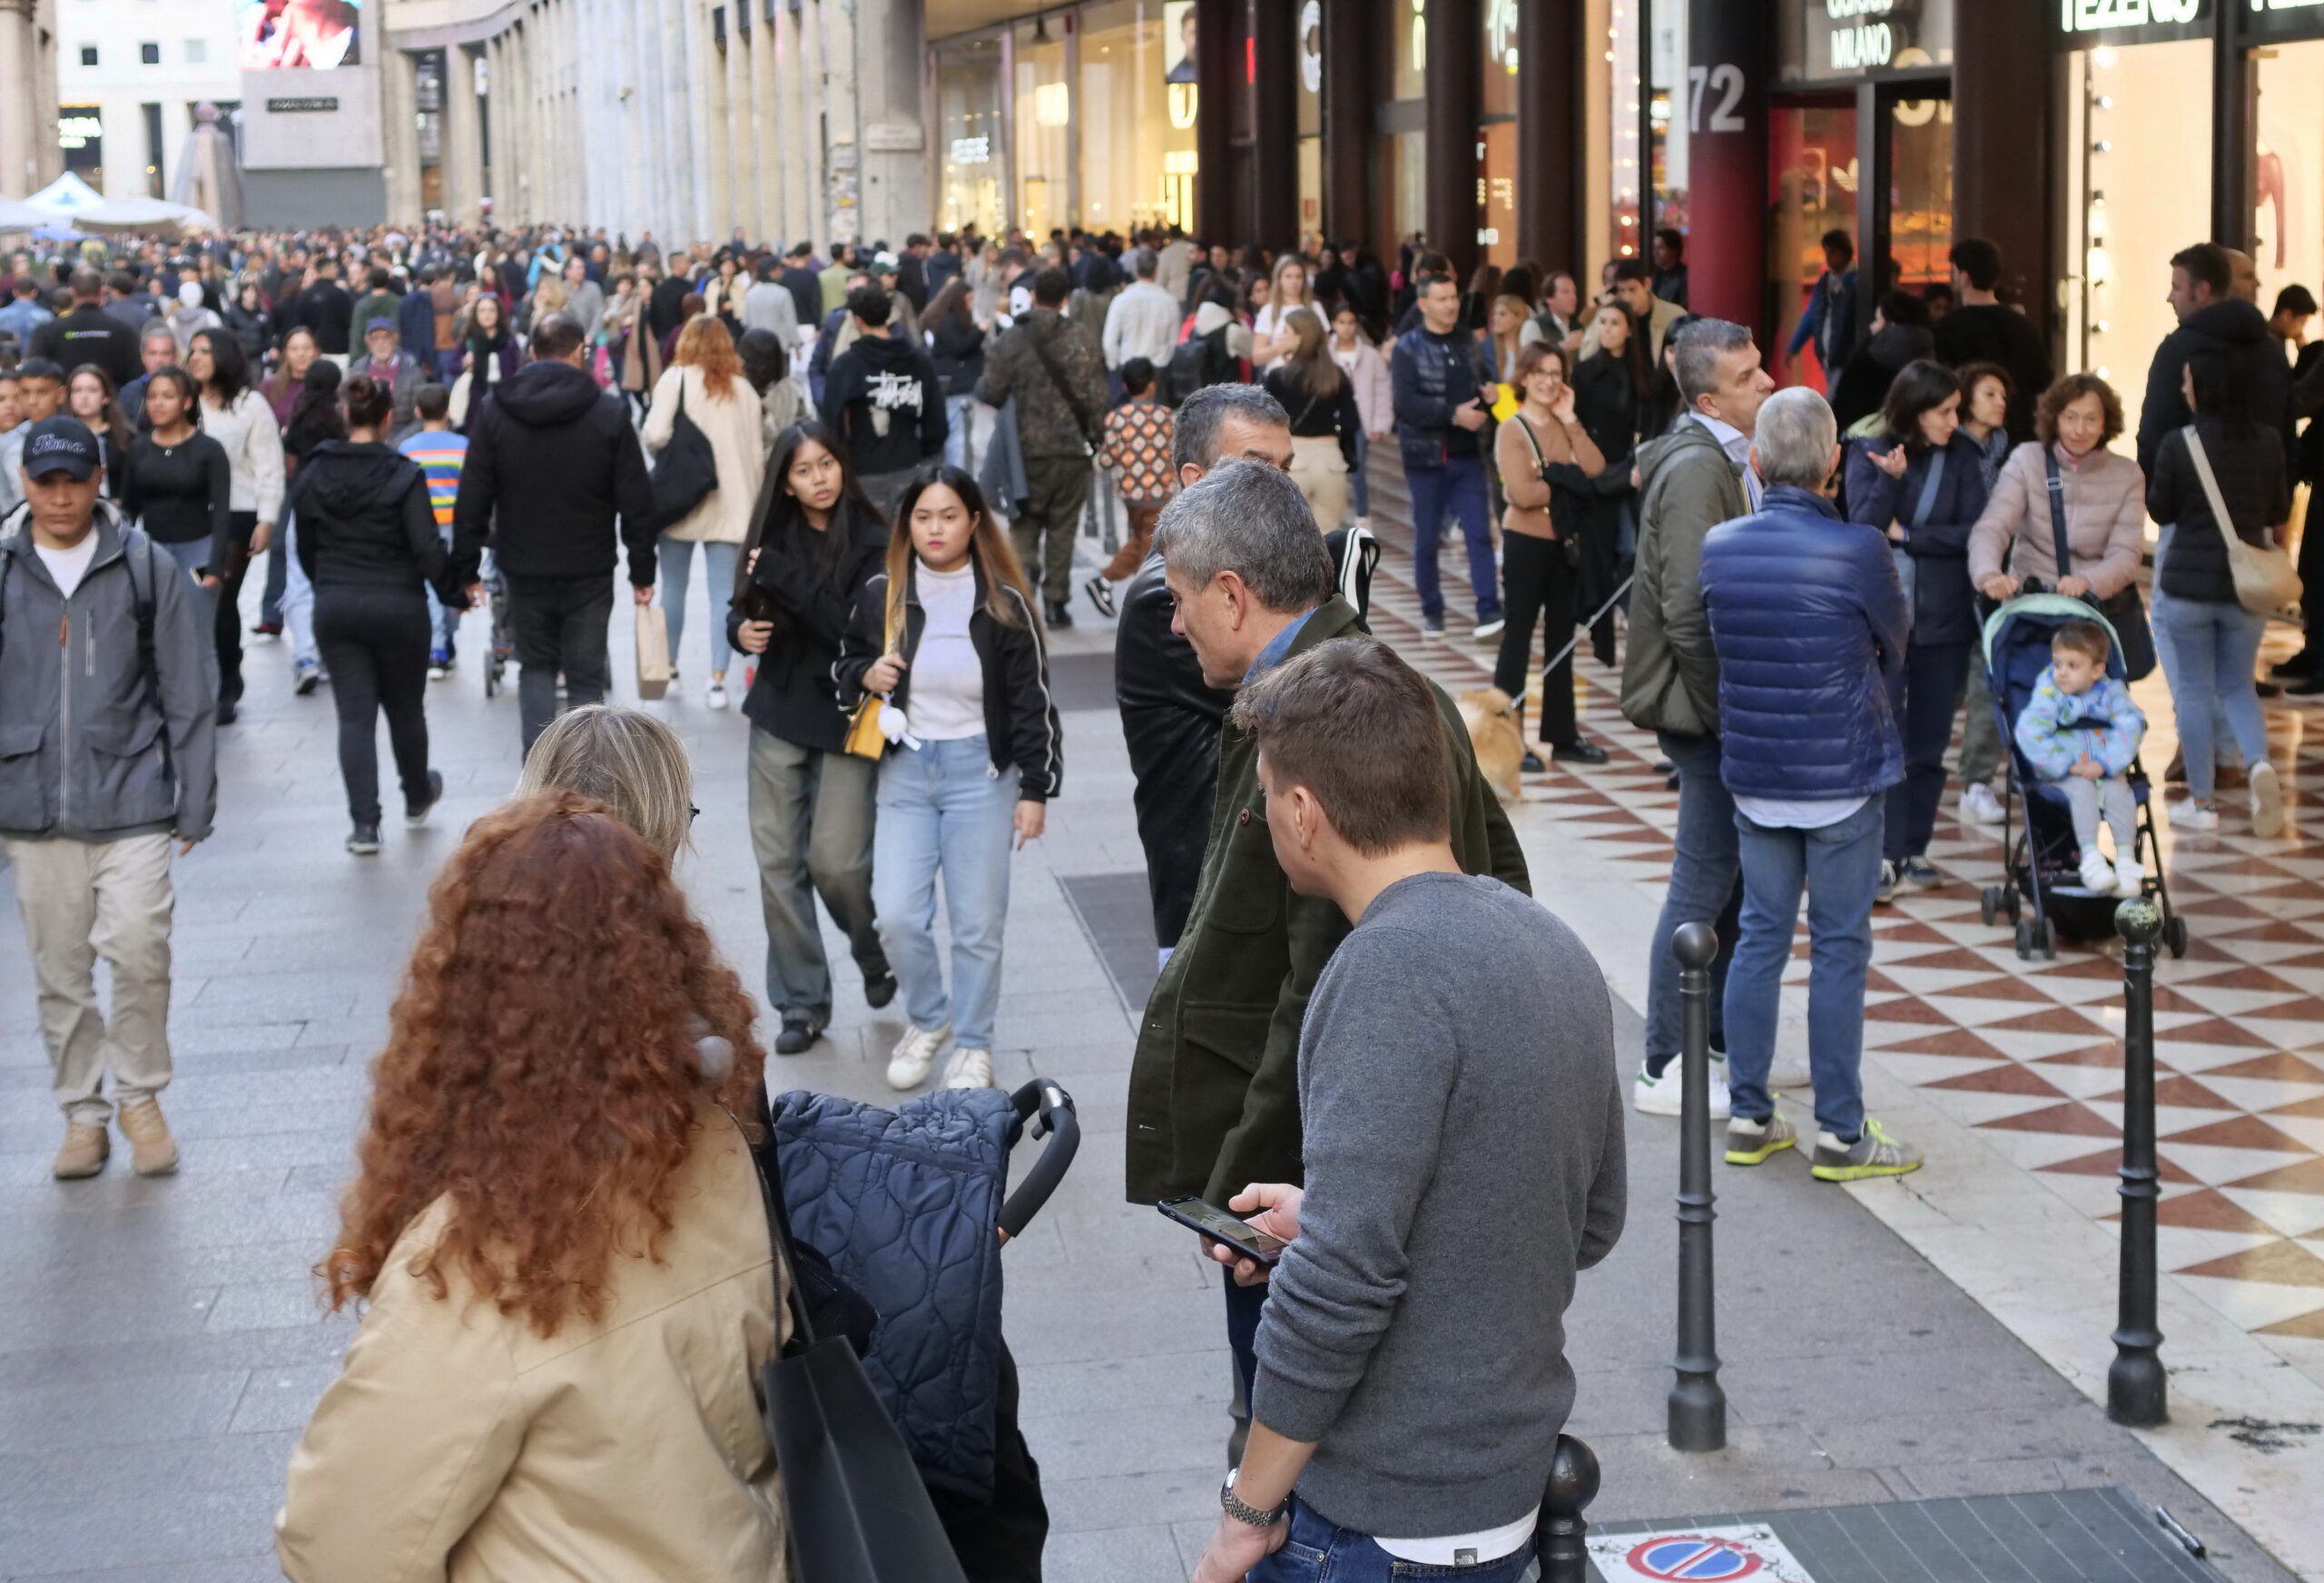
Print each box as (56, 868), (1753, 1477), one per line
(292, 373), (468, 854)
(820, 281), (948, 520)
(974, 264), (1109, 626)
(1262, 314), (1362, 533)
(451, 312), (655, 753)
(188, 329), (286, 723)
(398, 385), (470, 677)
(1701, 386), (1922, 1182)
(838, 466), (1061, 1094)
(645, 315), (765, 710)
(0, 415), (216, 1181)
(728, 420), (898, 1054)
(1087, 356), (1177, 616)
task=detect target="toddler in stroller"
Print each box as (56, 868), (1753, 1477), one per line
(2013, 616), (2148, 898)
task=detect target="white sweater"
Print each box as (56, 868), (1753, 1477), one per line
(202, 388), (286, 525)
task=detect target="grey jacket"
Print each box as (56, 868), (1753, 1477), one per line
(1621, 418), (1748, 739)
(0, 506), (217, 843)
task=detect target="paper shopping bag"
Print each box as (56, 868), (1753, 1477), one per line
(635, 603), (673, 701)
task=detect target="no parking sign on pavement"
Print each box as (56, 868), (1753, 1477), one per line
(1587, 1524), (1818, 1583)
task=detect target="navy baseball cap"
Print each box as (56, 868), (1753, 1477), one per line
(19, 416), (100, 481)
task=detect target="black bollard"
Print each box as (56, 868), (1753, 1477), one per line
(1537, 1433), (1600, 1583)
(2110, 899), (2168, 1427)
(1668, 921), (1727, 1451)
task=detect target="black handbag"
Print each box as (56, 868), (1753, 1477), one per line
(744, 1099), (967, 1583)
(2044, 448), (2155, 680)
(651, 374), (721, 533)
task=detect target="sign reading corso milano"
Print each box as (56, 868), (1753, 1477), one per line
(1794, 0), (1952, 80)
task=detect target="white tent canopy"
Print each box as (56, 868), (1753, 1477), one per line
(12, 173), (213, 234)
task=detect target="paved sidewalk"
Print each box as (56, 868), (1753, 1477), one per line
(0, 529), (2302, 1581)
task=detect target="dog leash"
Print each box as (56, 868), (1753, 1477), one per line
(1535, 572), (1635, 676)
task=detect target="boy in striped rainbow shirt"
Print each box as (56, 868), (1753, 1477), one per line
(398, 385), (469, 680)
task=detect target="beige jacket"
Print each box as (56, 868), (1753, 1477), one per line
(645, 364), (768, 544)
(277, 1108), (789, 1583)
(1496, 406), (1607, 540)
(1968, 440), (2146, 598)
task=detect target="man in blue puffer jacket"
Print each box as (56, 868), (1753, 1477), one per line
(1699, 387), (1922, 1185)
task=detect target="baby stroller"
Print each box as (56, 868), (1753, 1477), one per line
(1975, 589), (2188, 960)
(768, 1078), (1079, 1583)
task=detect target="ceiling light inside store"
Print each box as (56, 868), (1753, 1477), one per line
(1034, 82), (1069, 125)
(2093, 46), (2116, 68)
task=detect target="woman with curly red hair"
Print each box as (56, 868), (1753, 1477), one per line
(277, 792), (787, 1580)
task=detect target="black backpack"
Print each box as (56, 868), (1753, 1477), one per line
(1167, 325), (1236, 408)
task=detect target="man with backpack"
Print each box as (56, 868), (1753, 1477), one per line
(976, 264), (1110, 626)
(0, 417), (218, 1181)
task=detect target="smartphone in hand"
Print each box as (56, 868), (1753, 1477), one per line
(1157, 1195), (1286, 1268)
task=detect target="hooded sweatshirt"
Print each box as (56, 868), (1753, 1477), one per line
(819, 330), (948, 477)
(450, 359), (655, 585)
(2136, 298), (2295, 477)
(290, 440), (455, 597)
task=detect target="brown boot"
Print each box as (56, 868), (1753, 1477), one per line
(54, 1123), (110, 1179)
(116, 1098), (180, 1176)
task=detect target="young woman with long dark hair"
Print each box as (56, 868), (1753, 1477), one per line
(1261, 312), (1362, 531)
(186, 328), (286, 723)
(727, 421), (897, 1055)
(837, 465), (1060, 1093)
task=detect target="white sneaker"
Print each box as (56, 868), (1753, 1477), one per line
(1632, 1060), (1732, 1119)
(707, 680), (730, 712)
(1960, 782), (2004, 825)
(1472, 617), (1506, 641)
(426, 663), (449, 682)
(1768, 1051), (1814, 1089)
(2250, 761), (2284, 838)
(2113, 854), (2144, 897)
(2079, 848), (2117, 893)
(2169, 798), (2220, 832)
(885, 1024), (950, 1090)
(941, 1047), (993, 1089)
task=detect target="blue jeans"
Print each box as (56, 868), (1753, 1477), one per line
(656, 536), (741, 677)
(1724, 795), (1884, 1140)
(280, 516), (319, 668)
(944, 392), (977, 470)
(2154, 595), (2269, 801)
(1251, 1496), (1536, 1583)
(1644, 730), (1739, 1062)
(1350, 429), (1372, 518)
(1403, 455), (1500, 624)
(872, 735), (1019, 1051)
(2151, 525), (2239, 777)
(421, 524), (460, 653)
(153, 538), (222, 701)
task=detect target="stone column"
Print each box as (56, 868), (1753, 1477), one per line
(1249, 0), (1297, 253)
(444, 45), (482, 226)
(1322, 0), (1370, 251)
(703, 0), (734, 238)
(1193, 0), (1236, 244)
(777, 1), (812, 248)
(852, 0), (928, 247)
(820, 0), (861, 247)
(382, 49), (422, 221)
(1517, 0), (1582, 271)
(751, 7), (780, 241)
(1424, 0), (1481, 284)
(0, 0), (34, 199)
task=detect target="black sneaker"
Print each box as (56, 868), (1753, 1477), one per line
(1521, 750), (1546, 773)
(1044, 599), (1074, 629)
(1084, 575), (1117, 619)
(346, 821), (381, 856)
(774, 1018), (821, 1056)
(1900, 855), (1942, 890)
(2271, 652), (2317, 681)
(1875, 860), (1902, 905)
(405, 769), (444, 827)
(1551, 739), (1610, 765)
(864, 969), (899, 1010)
(215, 698), (238, 725)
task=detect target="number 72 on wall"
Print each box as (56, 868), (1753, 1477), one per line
(1688, 64), (1748, 133)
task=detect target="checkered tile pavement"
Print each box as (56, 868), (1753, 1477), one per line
(1357, 475), (2324, 1388)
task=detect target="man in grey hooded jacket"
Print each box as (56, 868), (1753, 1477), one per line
(0, 417), (216, 1182)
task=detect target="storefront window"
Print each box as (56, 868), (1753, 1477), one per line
(1481, 0), (1518, 120)
(1388, 129), (1425, 253)
(1768, 100), (1856, 387)
(1390, 0), (1425, 103)
(1647, 0), (1689, 242)
(1080, 2), (1195, 234)
(936, 35), (1007, 237)
(1888, 93), (1953, 291)
(1013, 20), (1071, 241)
(1480, 124), (1515, 267)
(1298, 0), (1323, 248)
(1610, 0), (1642, 259)
(2063, 37), (2211, 446)
(2253, 39), (2324, 319)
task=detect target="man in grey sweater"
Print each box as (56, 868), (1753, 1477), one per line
(1189, 635), (1625, 1583)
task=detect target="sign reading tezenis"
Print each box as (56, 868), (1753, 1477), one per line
(264, 96), (340, 113)
(1795, 0), (1955, 79)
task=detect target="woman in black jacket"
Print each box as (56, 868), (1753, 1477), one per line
(1261, 312), (1363, 531)
(291, 373), (463, 855)
(1566, 299), (1651, 664)
(923, 279), (987, 471)
(2149, 348), (2293, 836)
(728, 421), (898, 1056)
(836, 464), (1059, 1095)
(121, 368), (232, 698)
(224, 281), (273, 369)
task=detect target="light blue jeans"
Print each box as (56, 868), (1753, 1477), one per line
(280, 515), (319, 669)
(2155, 596), (2270, 802)
(944, 392), (977, 470)
(422, 524), (459, 654)
(2151, 524), (2249, 793)
(656, 536), (740, 678)
(1724, 795), (1885, 1141)
(872, 734), (1018, 1051)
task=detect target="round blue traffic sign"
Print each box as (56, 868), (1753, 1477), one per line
(1625, 1536), (1767, 1581)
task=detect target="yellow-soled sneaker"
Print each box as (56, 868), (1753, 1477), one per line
(1724, 1112), (1796, 1165)
(1810, 1117), (1923, 1182)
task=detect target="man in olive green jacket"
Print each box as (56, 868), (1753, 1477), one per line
(1123, 460), (1530, 1415)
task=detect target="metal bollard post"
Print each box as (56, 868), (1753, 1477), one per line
(2110, 898), (2168, 1427)
(1668, 921), (1728, 1451)
(1537, 1433), (1600, 1583)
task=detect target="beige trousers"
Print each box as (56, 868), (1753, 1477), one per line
(4, 833), (176, 1126)
(1287, 434), (1350, 532)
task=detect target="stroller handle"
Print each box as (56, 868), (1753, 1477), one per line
(999, 1079), (1080, 1238)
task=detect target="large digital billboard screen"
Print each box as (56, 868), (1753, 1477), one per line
(241, 0), (360, 70)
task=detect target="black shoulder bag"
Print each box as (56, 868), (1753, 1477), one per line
(743, 1093), (964, 1583)
(650, 374), (721, 533)
(1025, 323), (1103, 456)
(2044, 447), (2154, 680)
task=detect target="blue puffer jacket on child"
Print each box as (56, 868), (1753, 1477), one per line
(2014, 667), (2146, 781)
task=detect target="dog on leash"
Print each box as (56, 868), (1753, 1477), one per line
(1457, 687), (1526, 803)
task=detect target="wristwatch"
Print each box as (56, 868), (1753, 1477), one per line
(1220, 1471), (1289, 1528)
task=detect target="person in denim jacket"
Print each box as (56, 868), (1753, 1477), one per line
(2014, 618), (2147, 897)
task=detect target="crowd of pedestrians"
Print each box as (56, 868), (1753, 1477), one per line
(0, 207), (2318, 1583)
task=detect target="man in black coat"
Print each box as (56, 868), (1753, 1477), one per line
(29, 268), (141, 388)
(1932, 238), (2052, 444)
(2137, 242), (2294, 476)
(449, 313), (655, 753)
(288, 253), (356, 356)
(778, 241), (822, 331)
